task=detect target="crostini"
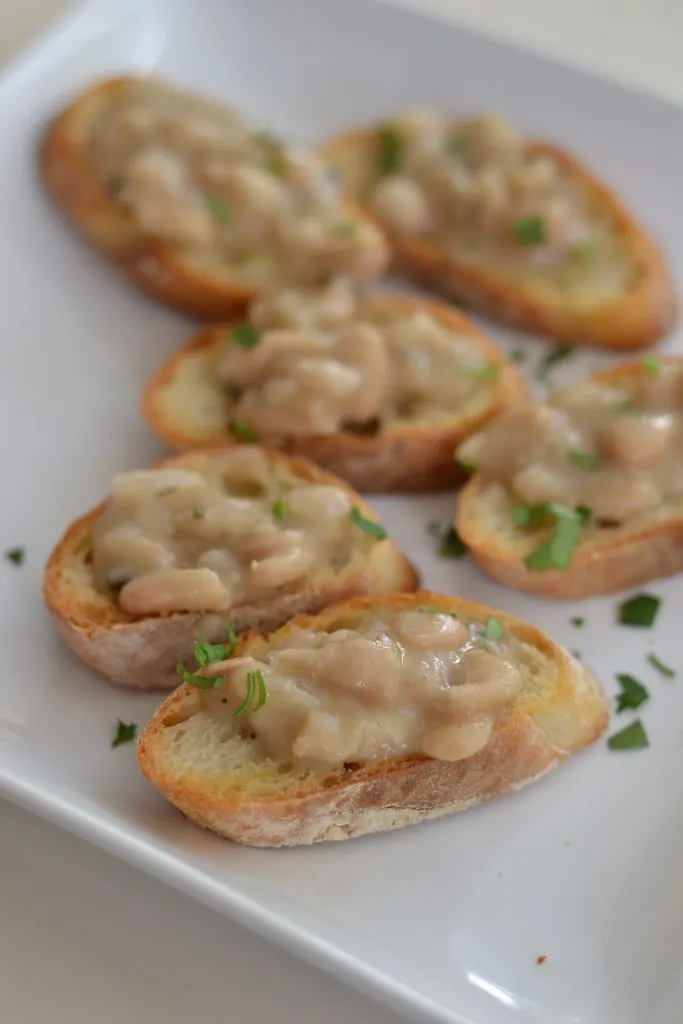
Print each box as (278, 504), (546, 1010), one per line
(456, 355), (683, 598)
(319, 109), (677, 350)
(44, 447), (417, 689)
(137, 590), (609, 847)
(142, 285), (526, 493)
(39, 75), (389, 318)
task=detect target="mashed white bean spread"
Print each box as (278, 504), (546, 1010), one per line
(216, 280), (502, 437)
(89, 79), (386, 287)
(92, 449), (367, 616)
(459, 360), (683, 525)
(338, 109), (634, 304)
(198, 608), (520, 768)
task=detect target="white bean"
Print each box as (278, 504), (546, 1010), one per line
(421, 717), (493, 762)
(394, 611), (470, 651)
(249, 546), (315, 590)
(119, 568), (231, 615)
(372, 177), (434, 235)
(335, 322), (390, 422)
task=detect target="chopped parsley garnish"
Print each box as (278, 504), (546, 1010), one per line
(331, 221), (357, 236)
(571, 239), (600, 264)
(615, 673), (649, 713)
(512, 215), (546, 245)
(458, 362), (500, 382)
(417, 604), (457, 617)
(516, 502), (590, 572)
(177, 623), (237, 690)
(438, 526), (468, 559)
(647, 653), (675, 679)
(570, 616), (584, 627)
(349, 506), (388, 539)
(195, 622), (237, 667)
(571, 650), (582, 660)
(569, 450), (597, 469)
(483, 617), (504, 642)
(234, 669), (267, 717)
(458, 459), (476, 474)
(445, 131), (468, 158)
(618, 593), (660, 628)
(536, 344), (574, 381)
(254, 131), (288, 177)
(641, 355), (662, 376)
(111, 720), (137, 748)
(231, 322), (261, 349)
(377, 124), (402, 175)
(230, 420), (258, 443)
(203, 192), (234, 224)
(272, 496), (287, 520)
(4, 547), (25, 566)
(193, 506), (206, 519)
(607, 719), (649, 751)
(509, 349), (526, 364)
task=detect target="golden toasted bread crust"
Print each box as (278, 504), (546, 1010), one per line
(141, 293), (527, 492)
(43, 450), (419, 689)
(137, 591), (609, 846)
(456, 356), (683, 598)
(319, 130), (677, 351)
(39, 77), (389, 319)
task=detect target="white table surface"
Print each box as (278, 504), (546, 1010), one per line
(2, 2), (683, 1022)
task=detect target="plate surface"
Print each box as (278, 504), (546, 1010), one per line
(1, 1), (682, 1021)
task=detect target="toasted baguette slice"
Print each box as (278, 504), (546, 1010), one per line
(457, 356), (683, 598)
(44, 449), (418, 689)
(39, 76), (389, 319)
(319, 128), (677, 351)
(142, 293), (526, 492)
(137, 591), (609, 847)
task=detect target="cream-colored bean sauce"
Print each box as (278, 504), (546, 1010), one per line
(459, 362), (683, 523)
(89, 80), (385, 287)
(92, 448), (361, 615)
(199, 609), (520, 768)
(217, 281), (501, 437)
(337, 109), (634, 304)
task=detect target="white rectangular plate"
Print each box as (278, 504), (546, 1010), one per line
(1, 1), (682, 1021)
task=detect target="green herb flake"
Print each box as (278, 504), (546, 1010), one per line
(642, 355), (662, 377)
(512, 215), (546, 245)
(615, 673), (649, 713)
(111, 720), (137, 748)
(618, 593), (660, 628)
(647, 653), (675, 679)
(445, 131), (468, 158)
(571, 650), (582, 660)
(417, 604), (457, 617)
(509, 349), (526, 365)
(607, 719), (649, 751)
(4, 547), (25, 566)
(331, 221), (356, 236)
(231, 322), (261, 349)
(230, 420), (258, 443)
(177, 662), (226, 690)
(569, 450), (597, 469)
(458, 459), (476, 474)
(571, 238), (600, 264)
(570, 616), (584, 627)
(349, 506), (388, 540)
(272, 496), (287, 520)
(194, 622), (237, 668)
(234, 668), (268, 717)
(377, 123), (402, 176)
(203, 192), (234, 225)
(438, 526), (468, 559)
(536, 344), (574, 381)
(483, 617), (504, 642)
(458, 362), (501, 382)
(519, 502), (589, 573)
